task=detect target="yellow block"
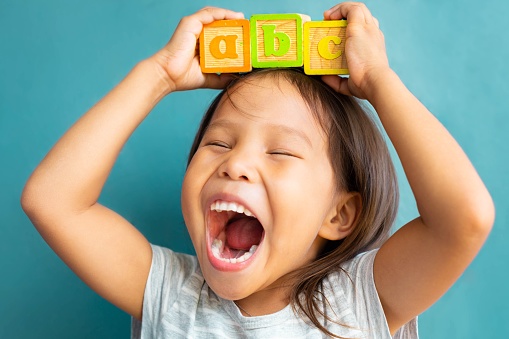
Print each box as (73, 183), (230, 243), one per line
(304, 20), (348, 75)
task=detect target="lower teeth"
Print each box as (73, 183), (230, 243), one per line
(211, 239), (258, 263)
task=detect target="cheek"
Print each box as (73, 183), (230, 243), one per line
(181, 150), (221, 226)
(269, 160), (336, 231)
(182, 151), (214, 195)
(181, 156), (208, 228)
(181, 173), (194, 223)
(273, 158), (335, 207)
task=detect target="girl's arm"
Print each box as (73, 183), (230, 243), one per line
(323, 2), (494, 335)
(21, 7), (243, 320)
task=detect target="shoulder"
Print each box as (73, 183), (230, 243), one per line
(325, 249), (379, 301)
(324, 249), (418, 338)
(330, 249), (378, 285)
(340, 248), (378, 272)
(147, 244), (202, 299)
(150, 244), (199, 276)
(132, 245), (204, 338)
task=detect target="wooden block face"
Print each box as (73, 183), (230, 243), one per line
(304, 20), (348, 75)
(250, 14), (306, 68)
(200, 19), (251, 73)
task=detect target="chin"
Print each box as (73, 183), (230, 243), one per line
(200, 263), (260, 301)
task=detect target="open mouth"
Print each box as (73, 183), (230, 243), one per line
(207, 200), (264, 265)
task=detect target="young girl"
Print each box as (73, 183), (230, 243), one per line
(21, 2), (494, 338)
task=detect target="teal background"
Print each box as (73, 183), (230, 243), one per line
(1, 0), (507, 337)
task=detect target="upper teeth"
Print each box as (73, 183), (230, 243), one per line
(210, 200), (254, 217)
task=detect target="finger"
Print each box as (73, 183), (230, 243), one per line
(178, 7), (244, 38)
(326, 2), (376, 26)
(197, 6), (245, 24)
(322, 75), (353, 96)
(327, 2), (366, 23)
(324, 3), (342, 20)
(373, 17), (380, 28)
(354, 2), (376, 25)
(323, 2), (362, 19)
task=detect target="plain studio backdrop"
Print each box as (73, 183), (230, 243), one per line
(1, 0), (507, 338)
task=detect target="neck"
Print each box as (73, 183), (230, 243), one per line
(234, 279), (292, 317)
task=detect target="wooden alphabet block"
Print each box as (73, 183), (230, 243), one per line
(250, 14), (310, 68)
(200, 19), (252, 73)
(304, 20), (348, 75)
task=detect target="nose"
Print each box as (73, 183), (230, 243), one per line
(218, 149), (258, 182)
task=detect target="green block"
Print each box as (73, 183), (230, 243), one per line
(250, 14), (305, 68)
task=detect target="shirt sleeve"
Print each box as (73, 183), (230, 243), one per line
(334, 249), (419, 338)
(131, 244), (199, 339)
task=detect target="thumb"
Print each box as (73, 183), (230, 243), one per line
(322, 75), (352, 96)
(203, 73), (237, 90)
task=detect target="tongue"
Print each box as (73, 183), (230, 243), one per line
(225, 217), (263, 251)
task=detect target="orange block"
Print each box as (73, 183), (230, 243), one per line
(200, 19), (252, 73)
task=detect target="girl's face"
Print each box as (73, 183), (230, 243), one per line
(182, 77), (340, 302)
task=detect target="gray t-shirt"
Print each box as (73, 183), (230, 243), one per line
(131, 244), (418, 338)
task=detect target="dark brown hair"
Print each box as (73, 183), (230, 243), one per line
(187, 68), (399, 338)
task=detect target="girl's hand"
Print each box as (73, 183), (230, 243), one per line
(150, 7), (244, 94)
(322, 2), (390, 100)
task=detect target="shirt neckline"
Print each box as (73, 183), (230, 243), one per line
(219, 298), (296, 330)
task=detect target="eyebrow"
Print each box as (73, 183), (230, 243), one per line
(206, 119), (313, 148)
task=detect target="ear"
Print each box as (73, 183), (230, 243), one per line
(319, 192), (362, 241)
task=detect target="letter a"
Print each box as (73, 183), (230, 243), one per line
(210, 35), (238, 59)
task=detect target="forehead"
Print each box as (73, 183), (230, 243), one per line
(212, 76), (323, 138)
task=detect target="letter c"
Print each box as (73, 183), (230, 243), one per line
(318, 36), (342, 60)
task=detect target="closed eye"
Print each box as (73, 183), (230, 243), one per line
(206, 141), (230, 149)
(268, 150), (300, 158)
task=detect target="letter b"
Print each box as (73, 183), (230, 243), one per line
(250, 14), (307, 68)
(261, 25), (290, 57)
